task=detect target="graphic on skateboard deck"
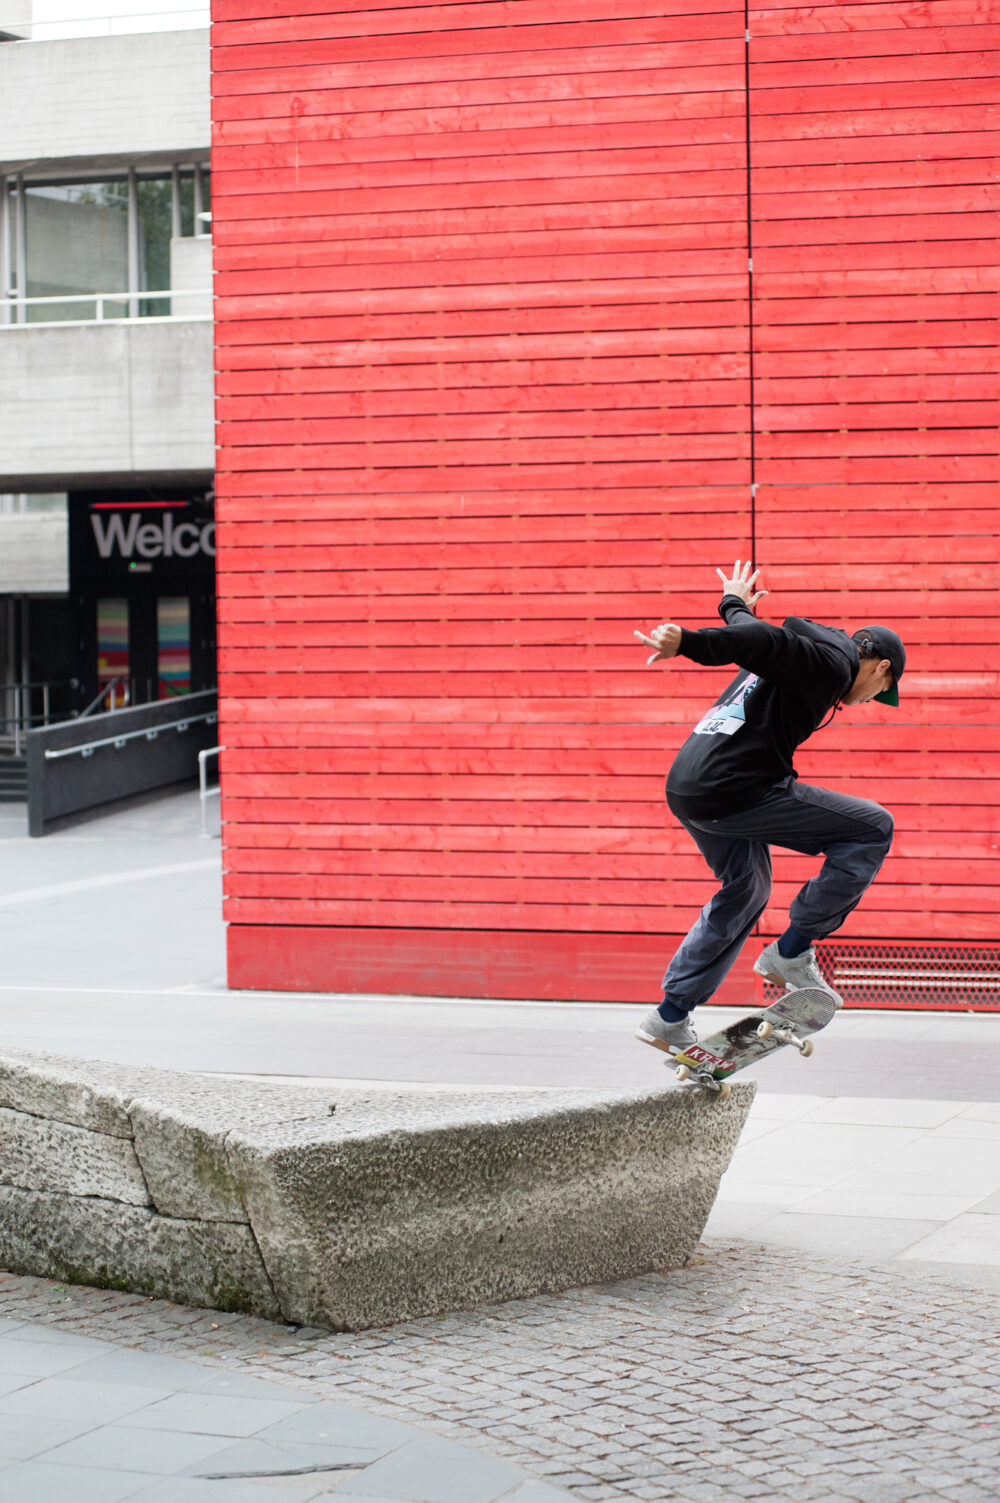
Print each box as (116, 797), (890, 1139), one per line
(671, 987), (838, 1098)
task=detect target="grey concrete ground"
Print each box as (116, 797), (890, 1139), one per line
(0, 789), (998, 1500)
(0, 1307), (573, 1502)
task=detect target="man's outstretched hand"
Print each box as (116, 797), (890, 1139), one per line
(633, 622), (682, 665)
(634, 560), (767, 666)
(717, 558), (768, 608)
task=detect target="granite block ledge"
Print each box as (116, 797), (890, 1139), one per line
(0, 1044), (755, 1330)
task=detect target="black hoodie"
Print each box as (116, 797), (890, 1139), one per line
(665, 595), (860, 820)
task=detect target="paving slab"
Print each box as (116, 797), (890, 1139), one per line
(55, 1347), (227, 1389)
(128, 1477), (329, 1502)
(115, 1390), (309, 1437)
(342, 1435), (527, 1502)
(44, 1423), (247, 1475)
(0, 1338), (103, 1377)
(0, 1460), (153, 1503)
(256, 1405), (418, 1454)
(735, 1211), (941, 1259)
(899, 1213), (1000, 1265)
(0, 1373), (170, 1425)
(180, 1434), (379, 1478)
(0, 1408), (99, 1460)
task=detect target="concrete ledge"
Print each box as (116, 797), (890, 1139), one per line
(0, 1045), (755, 1331)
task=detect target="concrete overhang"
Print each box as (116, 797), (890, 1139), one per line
(0, 318), (215, 489)
(0, 29), (209, 168)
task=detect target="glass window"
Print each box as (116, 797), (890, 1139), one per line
(96, 598), (130, 708)
(136, 175), (173, 315)
(12, 165), (210, 322)
(24, 180), (129, 322)
(178, 170), (195, 239)
(4, 181), (15, 300)
(25, 492), (67, 514)
(0, 493), (67, 514)
(157, 597), (191, 698)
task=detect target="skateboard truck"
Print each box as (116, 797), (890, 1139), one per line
(756, 1019), (814, 1056)
(671, 1054), (733, 1099)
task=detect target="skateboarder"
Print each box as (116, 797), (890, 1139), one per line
(632, 560), (906, 1056)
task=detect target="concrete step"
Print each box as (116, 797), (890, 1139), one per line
(0, 758), (27, 802)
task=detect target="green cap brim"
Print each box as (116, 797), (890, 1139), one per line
(874, 682), (899, 707)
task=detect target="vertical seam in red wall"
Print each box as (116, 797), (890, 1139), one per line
(744, 0), (756, 570)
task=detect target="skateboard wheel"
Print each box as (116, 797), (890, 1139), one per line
(756, 1020), (774, 1040)
(674, 1064), (691, 1082)
(799, 1039), (814, 1057)
(717, 1080), (732, 1100)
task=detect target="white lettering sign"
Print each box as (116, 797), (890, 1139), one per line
(90, 512), (215, 560)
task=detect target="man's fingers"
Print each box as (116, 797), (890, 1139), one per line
(633, 630), (658, 650)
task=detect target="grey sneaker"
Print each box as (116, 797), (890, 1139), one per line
(635, 1008), (698, 1056)
(753, 941), (843, 1008)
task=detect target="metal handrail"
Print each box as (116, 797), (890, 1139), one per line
(78, 677), (128, 718)
(15, 6), (209, 38)
(44, 710), (218, 761)
(2, 288), (211, 327)
(2, 678), (80, 754)
(198, 745), (223, 838)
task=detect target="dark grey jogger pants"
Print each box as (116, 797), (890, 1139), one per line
(661, 777), (894, 1015)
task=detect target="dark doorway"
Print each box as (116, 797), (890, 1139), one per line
(69, 486), (216, 710)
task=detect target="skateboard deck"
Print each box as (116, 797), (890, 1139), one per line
(671, 987), (838, 1096)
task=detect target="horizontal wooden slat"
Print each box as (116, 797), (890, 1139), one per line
(213, 246), (747, 297)
(753, 21), (1000, 62)
(220, 897), (1000, 943)
(750, 78), (1000, 122)
(751, 2), (1000, 36)
(215, 406), (750, 448)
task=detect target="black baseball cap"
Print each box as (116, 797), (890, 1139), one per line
(856, 625), (906, 706)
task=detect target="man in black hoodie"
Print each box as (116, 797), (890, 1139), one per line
(632, 560), (906, 1057)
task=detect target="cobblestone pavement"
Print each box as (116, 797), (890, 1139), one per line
(2, 1238), (997, 1503)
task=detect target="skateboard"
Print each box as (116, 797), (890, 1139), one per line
(669, 987), (838, 1098)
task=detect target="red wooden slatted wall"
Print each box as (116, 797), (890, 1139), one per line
(211, 0), (999, 1001)
(748, 0), (1000, 948)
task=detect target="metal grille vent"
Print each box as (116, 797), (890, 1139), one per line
(762, 942), (1000, 1011)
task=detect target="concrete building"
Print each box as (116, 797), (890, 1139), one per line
(0, 18), (215, 758)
